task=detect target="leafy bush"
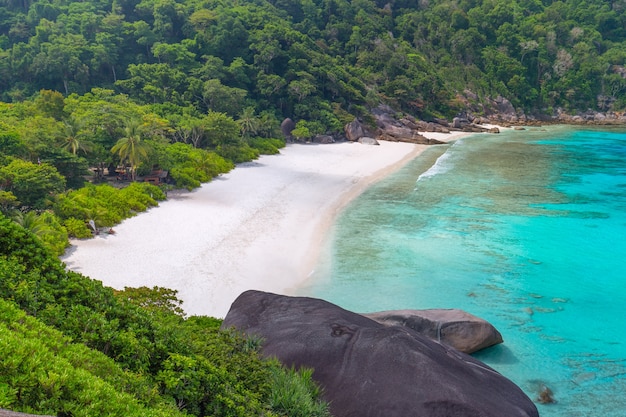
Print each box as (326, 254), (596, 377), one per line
(0, 158), (66, 209)
(156, 143), (234, 190)
(8, 210), (68, 256)
(34, 211), (69, 256)
(217, 143), (260, 163)
(64, 217), (93, 238)
(169, 165), (207, 190)
(0, 128), (28, 158)
(268, 366), (331, 417)
(0, 299), (183, 417)
(248, 137), (285, 155)
(53, 183), (165, 228)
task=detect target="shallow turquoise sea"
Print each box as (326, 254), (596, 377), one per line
(299, 126), (626, 417)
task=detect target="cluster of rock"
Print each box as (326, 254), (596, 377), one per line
(282, 100), (625, 146)
(222, 290), (539, 417)
(457, 91), (626, 125)
(343, 105), (500, 146)
(280, 104), (501, 146)
(550, 108), (626, 124)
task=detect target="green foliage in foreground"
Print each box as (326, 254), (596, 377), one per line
(0, 213), (330, 417)
(0, 299), (183, 417)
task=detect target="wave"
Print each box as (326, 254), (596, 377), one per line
(415, 139), (464, 184)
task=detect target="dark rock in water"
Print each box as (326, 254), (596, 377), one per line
(222, 290), (539, 417)
(364, 309), (503, 354)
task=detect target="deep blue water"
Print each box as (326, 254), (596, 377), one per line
(299, 126), (626, 417)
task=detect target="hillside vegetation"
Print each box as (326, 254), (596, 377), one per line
(1, 0), (625, 120)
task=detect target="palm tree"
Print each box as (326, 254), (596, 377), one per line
(237, 107), (260, 139)
(61, 117), (90, 155)
(111, 119), (151, 181)
(12, 210), (47, 236)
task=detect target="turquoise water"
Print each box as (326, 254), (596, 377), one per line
(299, 126), (626, 417)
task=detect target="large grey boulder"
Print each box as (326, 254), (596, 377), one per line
(344, 118), (371, 141)
(222, 290), (538, 417)
(363, 309), (503, 354)
(377, 125), (445, 144)
(280, 118), (295, 140)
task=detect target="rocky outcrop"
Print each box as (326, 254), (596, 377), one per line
(344, 118), (374, 141)
(222, 290), (539, 417)
(364, 308), (503, 354)
(377, 125), (444, 144)
(455, 89), (626, 125)
(452, 112), (503, 132)
(372, 105), (449, 144)
(343, 105), (503, 146)
(343, 119), (445, 145)
(552, 108), (626, 124)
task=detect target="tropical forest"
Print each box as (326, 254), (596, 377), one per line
(0, 0), (625, 415)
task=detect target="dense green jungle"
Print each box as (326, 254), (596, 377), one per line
(0, 0), (625, 415)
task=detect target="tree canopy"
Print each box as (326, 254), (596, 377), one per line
(0, 0), (624, 121)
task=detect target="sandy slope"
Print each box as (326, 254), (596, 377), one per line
(62, 133), (469, 318)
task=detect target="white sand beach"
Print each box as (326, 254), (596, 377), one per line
(62, 132), (470, 318)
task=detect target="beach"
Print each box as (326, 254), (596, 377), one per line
(62, 132), (468, 318)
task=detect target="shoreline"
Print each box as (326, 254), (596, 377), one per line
(62, 131), (474, 318)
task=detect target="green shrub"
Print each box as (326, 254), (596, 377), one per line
(169, 165), (205, 190)
(53, 183), (165, 228)
(268, 366), (331, 417)
(35, 211), (69, 256)
(156, 143), (233, 190)
(248, 137), (285, 155)
(217, 143), (260, 163)
(64, 217), (92, 238)
(0, 299), (183, 417)
(8, 210), (68, 256)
